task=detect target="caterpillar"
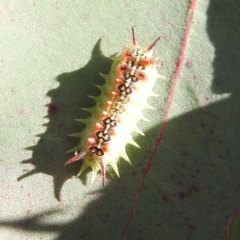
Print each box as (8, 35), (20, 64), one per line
(65, 28), (163, 185)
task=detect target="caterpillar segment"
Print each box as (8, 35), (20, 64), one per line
(65, 28), (164, 185)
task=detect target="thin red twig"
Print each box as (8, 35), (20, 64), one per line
(122, 0), (198, 238)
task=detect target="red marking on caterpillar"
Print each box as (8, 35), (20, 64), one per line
(65, 28), (164, 186)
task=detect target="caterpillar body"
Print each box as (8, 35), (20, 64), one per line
(65, 28), (163, 185)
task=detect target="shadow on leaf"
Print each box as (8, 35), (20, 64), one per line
(17, 39), (113, 200)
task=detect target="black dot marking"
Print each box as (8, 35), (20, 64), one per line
(126, 61), (135, 67)
(104, 117), (111, 124)
(123, 73), (138, 83)
(126, 87), (132, 94)
(110, 120), (116, 127)
(89, 146), (96, 153)
(89, 146), (104, 156)
(131, 75), (138, 82)
(96, 131), (103, 138)
(118, 84), (132, 95)
(96, 131), (111, 142)
(123, 73), (131, 80)
(104, 134), (111, 141)
(97, 150), (103, 156)
(135, 51), (140, 56)
(135, 50), (145, 58)
(103, 117), (117, 128)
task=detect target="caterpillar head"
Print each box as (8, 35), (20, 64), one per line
(130, 27), (161, 58)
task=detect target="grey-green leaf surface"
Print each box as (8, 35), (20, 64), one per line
(0, 0), (239, 239)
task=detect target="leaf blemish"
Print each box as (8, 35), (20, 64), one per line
(47, 103), (59, 116)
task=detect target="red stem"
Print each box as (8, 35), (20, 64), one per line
(122, 0), (198, 238)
